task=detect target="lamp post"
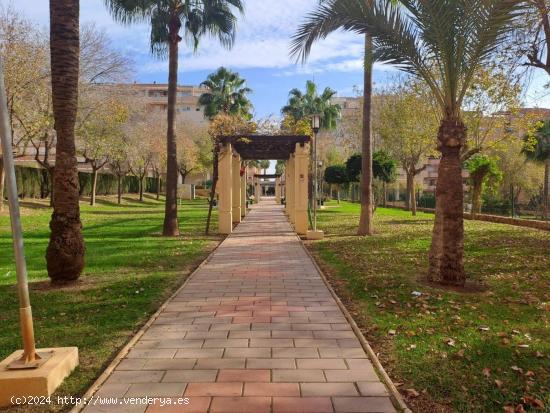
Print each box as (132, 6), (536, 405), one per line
(311, 114), (321, 232)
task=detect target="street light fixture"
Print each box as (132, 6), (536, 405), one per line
(310, 114), (321, 233)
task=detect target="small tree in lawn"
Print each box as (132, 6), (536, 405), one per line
(126, 119), (153, 202)
(346, 154), (362, 202)
(324, 165), (348, 203)
(464, 154), (502, 218)
(147, 113), (167, 200)
(373, 150), (397, 209)
(177, 122), (207, 184)
(109, 155), (131, 205)
(378, 81), (438, 214)
(77, 91), (129, 206)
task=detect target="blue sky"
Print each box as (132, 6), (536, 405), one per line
(3, 0), (550, 118)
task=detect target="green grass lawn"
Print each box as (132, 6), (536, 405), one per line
(309, 201), (549, 413)
(0, 195), (221, 412)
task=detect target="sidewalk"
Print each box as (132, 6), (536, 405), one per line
(83, 200), (397, 413)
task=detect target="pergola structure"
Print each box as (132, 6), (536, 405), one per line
(254, 174), (283, 203)
(217, 134), (311, 235)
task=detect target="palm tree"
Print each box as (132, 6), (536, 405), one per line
(47, 0), (85, 284)
(291, 10), (374, 236)
(198, 67), (253, 119)
(259, 160), (270, 175)
(104, 0), (244, 237)
(281, 80), (340, 129)
(291, 0), (523, 286)
(523, 120), (550, 219)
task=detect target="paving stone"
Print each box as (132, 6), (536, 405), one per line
(332, 396), (397, 412)
(209, 396), (271, 413)
(272, 397), (334, 412)
(185, 383), (243, 397)
(300, 383), (359, 396)
(244, 383), (300, 396)
(272, 369), (326, 383)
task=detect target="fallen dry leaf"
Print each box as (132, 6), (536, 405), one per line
(483, 368), (491, 378)
(404, 388), (419, 398)
(495, 379), (503, 388)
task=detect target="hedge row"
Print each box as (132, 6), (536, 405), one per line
(13, 166), (158, 199)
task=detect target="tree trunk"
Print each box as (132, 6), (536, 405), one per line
(544, 158), (549, 220)
(383, 181), (387, 208)
(139, 176), (144, 202)
(337, 185), (340, 204)
(206, 151), (219, 235)
(90, 167), (98, 206)
(410, 178), (417, 216)
(117, 175), (122, 205)
(428, 119), (466, 286)
(471, 177), (483, 219)
(156, 173), (161, 201)
(0, 157), (4, 211)
(405, 172), (413, 211)
(358, 33), (374, 236)
(47, 0), (85, 284)
(162, 18), (181, 237)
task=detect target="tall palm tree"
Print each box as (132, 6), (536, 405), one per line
(281, 80), (341, 129)
(47, 0), (85, 284)
(291, 11), (373, 235)
(104, 0), (244, 236)
(198, 67), (253, 119)
(291, 0), (523, 286)
(524, 120), (550, 219)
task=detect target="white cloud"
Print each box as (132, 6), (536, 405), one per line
(5, 0), (372, 76)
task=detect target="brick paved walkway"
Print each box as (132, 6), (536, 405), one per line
(84, 200), (397, 413)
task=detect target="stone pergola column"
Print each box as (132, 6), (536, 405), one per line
(294, 142), (309, 235)
(218, 143), (233, 235)
(241, 168), (247, 218)
(287, 156), (295, 223)
(232, 152), (241, 224)
(275, 176), (281, 204)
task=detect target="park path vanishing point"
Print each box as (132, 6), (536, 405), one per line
(82, 199), (398, 413)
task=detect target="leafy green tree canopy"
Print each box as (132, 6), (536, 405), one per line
(346, 151), (397, 183)
(324, 165), (348, 185)
(373, 151), (397, 184)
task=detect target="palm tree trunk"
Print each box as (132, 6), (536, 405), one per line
(90, 167), (98, 206)
(358, 34), (374, 236)
(162, 17), (181, 236)
(48, 168), (54, 207)
(47, 0), (85, 284)
(428, 119), (466, 286)
(0, 157), (4, 211)
(117, 175), (122, 205)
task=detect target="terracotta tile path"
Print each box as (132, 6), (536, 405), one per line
(83, 200), (397, 413)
